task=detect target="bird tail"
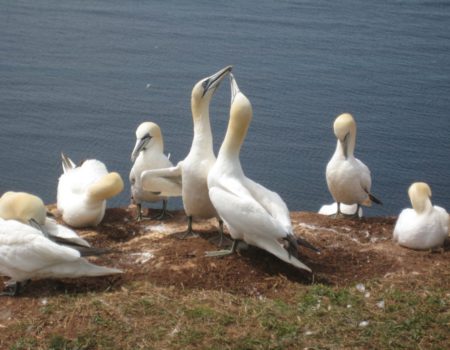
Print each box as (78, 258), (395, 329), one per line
(369, 193), (383, 205)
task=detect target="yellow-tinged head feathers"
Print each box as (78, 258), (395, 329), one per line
(220, 74), (253, 155)
(135, 122), (162, 140)
(333, 113), (356, 141)
(87, 172), (124, 202)
(191, 65), (232, 118)
(408, 182), (432, 213)
(0, 191), (47, 225)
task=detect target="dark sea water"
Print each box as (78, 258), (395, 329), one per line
(1, 0), (449, 216)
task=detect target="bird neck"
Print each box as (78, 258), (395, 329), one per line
(218, 115), (249, 161)
(336, 131), (356, 159)
(146, 138), (164, 157)
(411, 196), (433, 214)
(191, 103), (214, 152)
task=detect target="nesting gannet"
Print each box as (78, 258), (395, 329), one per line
(57, 154), (124, 228)
(0, 217), (122, 296)
(130, 122), (181, 221)
(0, 191), (90, 248)
(141, 66), (232, 238)
(325, 113), (382, 217)
(393, 182), (449, 250)
(205, 74), (316, 272)
(319, 202), (363, 218)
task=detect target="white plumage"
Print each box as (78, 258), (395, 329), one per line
(141, 66), (232, 233)
(326, 113), (381, 217)
(394, 182), (449, 250)
(0, 218), (122, 289)
(130, 122), (181, 220)
(57, 154), (124, 228)
(0, 191), (90, 248)
(207, 74), (311, 272)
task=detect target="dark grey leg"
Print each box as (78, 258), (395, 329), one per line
(135, 203), (142, 221)
(153, 200), (172, 220)
(1, 281), (22, 296)
(205, 239), (238, 257)
(179, 216), (194, 239)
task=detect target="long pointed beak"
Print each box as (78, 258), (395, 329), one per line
(230, 73), (240, 103)
(131, 137), (151, 162)
(28, 219), (51, 238)
(340, 133), (349, 159)
(202, 65), (232, 97)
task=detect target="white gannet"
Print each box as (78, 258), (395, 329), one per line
(0, 191), (90, 248)
(393, 182), (449, 250)
(130, 122), (181, 221)
(325, 113), (382, 218)
(57, 154), (124, 228)
(205, 74), (316, 272)
(0, 217), (122, 296)
(141, 66), (232, 239)
(318, 202), (363, 218)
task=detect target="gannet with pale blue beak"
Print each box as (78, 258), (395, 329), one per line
(0, 192), (122, 296)
(141, 66), (232, 240)
(57, 154), (124, 228)
(205, 74), (316, 272)
(130, 122), (181, 221)
(326, 113), (382, 217)
(393, 182), (449, 250)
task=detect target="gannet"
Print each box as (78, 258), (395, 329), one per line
(393, 182), (449, 250)
(130, 122), (181, 221)
(57, 154), (124, 228)
(0, 191), (90, 247)
(319, 202), (363, 218)
(205, 74), (316, 272)
(0, 217), (122, 296)
(141, 66), (232, 238)
(325, 113), (382, 217)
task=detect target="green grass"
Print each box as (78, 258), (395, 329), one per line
(2, 280), (449, 350)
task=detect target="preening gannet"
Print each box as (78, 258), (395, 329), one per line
(0, 191), (90, 248)
(0, 219), (122, 296)
(206, 74), (316, 272)
(130, 122), (181, 221)
(325, 113), (382, 217)
(393, 182), (449, 250)
(0, 196), (122, 296)
(57, 154), (124, 228)
(141, 66), (232, 239)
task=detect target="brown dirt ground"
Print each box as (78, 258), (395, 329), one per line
(1, 206), (448, 300)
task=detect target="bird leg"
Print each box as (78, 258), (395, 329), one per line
(334, 202), (342, 219)
(205, 239), (238, 257)
(351, 204), (361, 219)
(208, 219), (232, 248)
(1, 281), (25, 297)
(152, 200), (172, 220)
(178, 216), (198, 239)
(134, 203), (143, 222)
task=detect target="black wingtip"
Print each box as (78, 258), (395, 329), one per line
(297, 237), (321, 254)
(369, 193), (383, 205)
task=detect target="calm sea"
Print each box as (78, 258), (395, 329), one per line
(1, 0), (449, 216)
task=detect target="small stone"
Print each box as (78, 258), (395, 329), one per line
(376, 300), (385, 309)
(356, 283), (365, 293)
(359, 320), (369, 327)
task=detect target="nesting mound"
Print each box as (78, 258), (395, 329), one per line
(2, 207), (448, 299)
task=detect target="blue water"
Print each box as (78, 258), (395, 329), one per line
(1, 0), (449, 216)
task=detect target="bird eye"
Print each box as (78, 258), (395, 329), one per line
(202, 79), (209, 89)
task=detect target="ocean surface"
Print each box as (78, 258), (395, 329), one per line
(1, 0), (449, 217)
